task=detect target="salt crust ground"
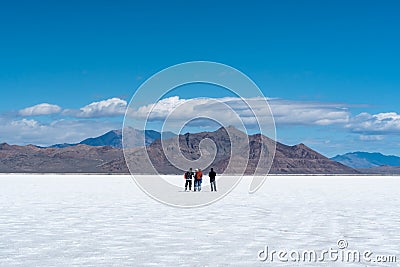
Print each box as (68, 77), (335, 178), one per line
(0, 175), (399, 266)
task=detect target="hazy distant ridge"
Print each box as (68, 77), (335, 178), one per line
(331, 152), (400, 168)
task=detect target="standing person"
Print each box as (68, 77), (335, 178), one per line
(209, 168), (217, 192)
(194, 169), (199, 192)
(196, 168), (203, 191)
(184, 168), (194, 191)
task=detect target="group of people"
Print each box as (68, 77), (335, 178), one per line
(184, 167), (217, 192)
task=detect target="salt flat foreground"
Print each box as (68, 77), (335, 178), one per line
(0, 175), (399, 266)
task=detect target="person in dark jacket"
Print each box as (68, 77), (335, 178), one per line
(184, 168), (194, 191)
(209, 168), (217, 192)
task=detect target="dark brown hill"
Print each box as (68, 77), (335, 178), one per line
(116, 126), (358, 174)
(0, 143), (123, 173)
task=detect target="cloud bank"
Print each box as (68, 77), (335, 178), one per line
(5, 96), (400, 149)
(131, 96), (350, 127)
(348, 112), (400, 134)
(4, 97), (127, 145)
(0, 117), (119, 146)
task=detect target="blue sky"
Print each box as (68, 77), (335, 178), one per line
(1, 0), (400, 157)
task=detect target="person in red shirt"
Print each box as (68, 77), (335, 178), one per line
(194, 168), (203, 192)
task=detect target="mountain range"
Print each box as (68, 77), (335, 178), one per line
(0, 126), (358, 174)
(46, 129), (400, 173)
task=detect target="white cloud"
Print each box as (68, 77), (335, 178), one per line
(19, 103), (61, 116)
(11, 118), (39, 127)
(268, 99), (349, 125)
(129, 96), (350, 127)
(359, 135), (384, 141)
(136, 96), (187, 120)
(65, 98), (127, 118)
(348, 112), (400, 134)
